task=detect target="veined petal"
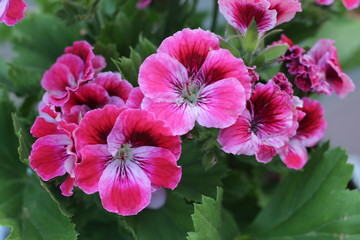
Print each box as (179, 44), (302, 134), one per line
(75, 144), (112, 194)
(218, 0), (277, 35)
(197, 49), (252, 99)
(74, 105), (125, 152)
(267, 0), (302, 26)
(107, 109), (182, 159)
(255, 143), (277, 163)
(280, 140), (308, 170)
(218, 109), (255, 155)
(197, 78), (246, 129)
(142, 97), (198, 136)
(126, 87), (144, 109)
(133, 146), (182, 189)
(99, 160), (151, 216)
(30, 134), (71, 181)
(139, 53), (188, 100)
(157, 28), (220, 76)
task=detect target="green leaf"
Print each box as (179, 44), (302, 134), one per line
(125, 192), (193, 240)
(113, 47), (142, 85)
(5, 64), (42, 96)
(93, 41), (120, 71)
(187, 187), (238, 240)
(175, 140), (228, 202)
(247, 143), (360, 239)
(0, 90), (77, 240)
(255, 44), (288, 65)
(243, 20), (259, 53)
(12, 113), (33, 164)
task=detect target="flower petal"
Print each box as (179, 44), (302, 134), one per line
(280, 140), (308, 170)
(139, 53), (188, 100)
(218, 109), (255, 155)
(133, 146), (182, 189)
(341, 0), (360, 10)
(218, 0), (277, 35)
(60, 176), (76, 197)
(92, 55), (107, 74)
(56, 54), (85, 82)
(197, 78), (246, 129)
(0, 0), (26, 26)
(142, 97), (198, 136)
(197, 49), (252, 99)
(157, 28), (220, 76)
(30, 134), (72, 181)
(99, 160), (151, 216)
(267, 0), (302, 26)
(126, 87), (144, 109)
(75, 144), (112, 194)
(74, 105), (125, 152)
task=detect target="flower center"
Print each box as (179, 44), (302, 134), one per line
(115, 144), (132, 162)
(182, 82), (199, 104)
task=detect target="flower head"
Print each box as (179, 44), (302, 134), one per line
(75, 109), (182, 215)
(139, 28), (251, 135)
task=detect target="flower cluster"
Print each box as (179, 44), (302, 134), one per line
(29, 0), (355, 216)
(30, 41), (182, 215)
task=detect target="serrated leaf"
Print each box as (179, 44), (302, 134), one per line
(175, 140), (228, 202)
(187, 187), (238, 240)
(113, 47), (142, 85)
(247, 143), (360, 239)
(125, 192), (193, 240)
(0, 89), (77, 240)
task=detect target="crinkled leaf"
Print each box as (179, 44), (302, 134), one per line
(247, 143), (360, 239)
(125, 192), (193, 240)
(187, 187), (238, 240)
(175, 140), (228, 202)
(0, 90), (77, 240)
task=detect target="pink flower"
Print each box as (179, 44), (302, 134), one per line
(74, 109), (182, 215)
(137, 0), (152, 9)
(61, 72), (132, 124)
(0, 0), (26, 26)
(218, 0), (301, 35)
(126, 87), (144, 109)
(316, 0), (359, 10)
(280, 98), (327, 169)
(139, 28), (251, 135)
(41, 41), (106, 106)
(307, 39), (355, 98)
(218, 80), (298, 163)
(29, 105), (77, 196)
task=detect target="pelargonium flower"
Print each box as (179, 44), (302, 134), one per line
(74, 108), (182, 215)
(126, 87), (144, 109)
(316, 0), (359, 10)
(218, 80), (298, 163)
(218, 0), (301, 35)
(0, 0), (26, 26)
(139, 28), (251, 135)
(306, 39), (355, 98)
(61, 72), (132, 124)
(29, 105), (77, 196)
(41, 41), (106, 106)
(137, 0), (152, 9)
(280, 98), (327, 169)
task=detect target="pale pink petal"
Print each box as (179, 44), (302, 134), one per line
(74, 105), (125, 152)
(93, 72), (133, 102)
(280, 140), (308, 170)
(255, 143), (277, 163)
(126, 87), (144, 109)
(65, 41), (95, 81)
(267, 0), (302, 26)
(342, 0), (360, 9)
(196, 78), (246, 129)
(75, 144), (112, 194)
(295, 98), (327, 147)
(218, 0), (277, 35)
(218, 109), (255, 155)
(132, 146), (182, 189)
(30, 134), (71, 181)
(147, 188), (167, 210)
(92, 55), (107, 74)
(197, 49), (252, 99)
(142, 97), (198, 136)
(157, 28), (220, 76)
(60, 176), (76, 197)
(139, 53), (188, 100)
(107, 109), (182, 159)
(0, 0), (26, 26)
(99, 160), (151, 216)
